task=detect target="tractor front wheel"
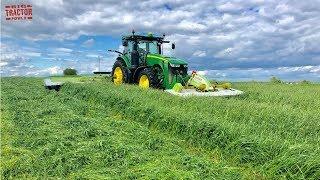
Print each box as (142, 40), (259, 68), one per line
(111, 60), (129, 85)
(138, 68), (158, 89)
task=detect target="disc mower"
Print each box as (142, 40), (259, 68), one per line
(109, 31), (243, 97)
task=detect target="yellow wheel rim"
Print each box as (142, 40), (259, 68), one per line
(139, 75), (149, 89)
(113, 67), (123, 85)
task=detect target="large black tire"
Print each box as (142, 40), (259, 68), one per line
(138, 68), (158, 88)
(111, 60), (130, 84)
(153, 66), (164, 89)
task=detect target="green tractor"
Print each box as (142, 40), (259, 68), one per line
(109, 31), (189, 89)
(109, 31), (243, 96)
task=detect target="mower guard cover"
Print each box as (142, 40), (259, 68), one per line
(167, 71), (244, 97)
(165, 88), (244, 97)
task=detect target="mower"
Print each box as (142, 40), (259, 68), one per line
(109, 31), (243, 97)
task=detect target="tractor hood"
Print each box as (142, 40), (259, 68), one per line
(167, 57), (188, 65)
(148, 54), (188, 65)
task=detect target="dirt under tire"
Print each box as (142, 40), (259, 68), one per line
(111, 60), (130, 85)
(138, 68), (158, 89)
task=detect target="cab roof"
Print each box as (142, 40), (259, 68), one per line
(122, 34), (165, 42)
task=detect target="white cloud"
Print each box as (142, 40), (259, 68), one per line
(32, 0), (63, 7)
(217, 2), (242, 12)
(25, 66), (63, 76)
(215, 48), (234, 58)
(277, 16), (295, 26)
(0, 62), (8, 67)
(123, 14), (134, 24)
(47, 66), (62, 74)
(310, 67), (320, 73)
(24, 52), (42, 57)
(55, 48), (73, 53)
(202, 65), (320, 81)
(278, 65), (320, 74)
(82, 38), (95, 47)
(275, 3), (290, 13)
(197, 70), (209, 75)
(177, 20), (207, 31)
(193, 50), (206, 57)
(86, 54), (99, 58)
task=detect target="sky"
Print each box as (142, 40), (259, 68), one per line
(1, 0), (320, 81)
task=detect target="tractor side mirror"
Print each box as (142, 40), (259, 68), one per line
(171, 43), (175, 50)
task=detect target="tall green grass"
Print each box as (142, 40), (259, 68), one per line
(1, 77), (254, 179)
(1, 77), (320, 179)
(61, 80), (320, 179)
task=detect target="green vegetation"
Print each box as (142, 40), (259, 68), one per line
(63, 68), (77, 76)
(269, 76), (282, 84)
(300, 80), (311, 84)
(1, 77), (320, 179)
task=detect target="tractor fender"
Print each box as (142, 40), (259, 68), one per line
(116, 57), (130, 67)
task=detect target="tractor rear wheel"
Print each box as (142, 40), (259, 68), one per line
(111, 60), (129, 85)
(138, 68), (158, 89)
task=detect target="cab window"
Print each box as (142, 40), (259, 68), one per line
(149, 41), (159, 54)
(125, 41), (133, 53)
(138, 42), (147, 53)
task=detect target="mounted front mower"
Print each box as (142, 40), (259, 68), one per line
(109, 31), (243, 97)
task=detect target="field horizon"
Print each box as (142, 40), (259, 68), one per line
(1, 74), (319, 83)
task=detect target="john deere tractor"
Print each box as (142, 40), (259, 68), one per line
(110, 31), (188, 89)
(109, 31), (243, 96)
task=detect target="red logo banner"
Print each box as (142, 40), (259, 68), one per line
(5, 4), (32, 21)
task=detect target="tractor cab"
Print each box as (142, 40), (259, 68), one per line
(121, 32), (169, 68)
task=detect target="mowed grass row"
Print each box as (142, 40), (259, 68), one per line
(61, 79), (320, 179)
(1, 77), (256, 179)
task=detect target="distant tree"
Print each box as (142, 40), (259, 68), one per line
(270, 76), (282, 84)
(300, 80), (311, 84)
(63, 68), (77, 76)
